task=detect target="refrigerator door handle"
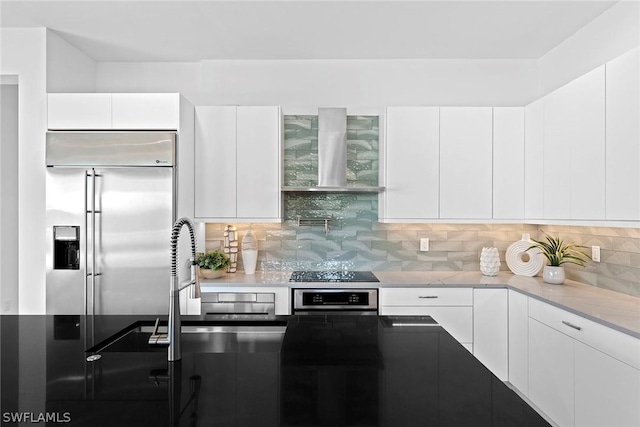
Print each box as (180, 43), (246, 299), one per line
(84, 170), (90, 316)
(85, 168), (99, 316)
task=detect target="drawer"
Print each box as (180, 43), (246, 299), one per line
(201, 292), (275, 303)
(529, 298), (640, 369)
(380, 306), (473, 344)
(380, 287), (472, 307)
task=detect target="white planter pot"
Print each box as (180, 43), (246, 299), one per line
(543, 266), (565, 285)
(198, 267), (225, 279)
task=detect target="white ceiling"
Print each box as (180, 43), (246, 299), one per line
(0, 0), (620, 62)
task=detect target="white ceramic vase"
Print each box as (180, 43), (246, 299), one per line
(241, 226), (258, 275)
(543, 266), (565, 285)
(480, 247), (501, 276)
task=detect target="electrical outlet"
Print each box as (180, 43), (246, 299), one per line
(420, 238), (429, 252)
(591, 246), (600, 262)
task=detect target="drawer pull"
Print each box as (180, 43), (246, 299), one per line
(418, 296), (439, 299)
(562, 321), (582, 331)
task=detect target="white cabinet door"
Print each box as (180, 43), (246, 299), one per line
(543, 87), (572, 220)
(111, 93), (180, 130)
(48, 93), (112, 130)
(606, 47), (640, 221)
(543, 66), (606, 220)
(236, 106), (281, 221)
(379, 288), (473, 348)
(493, 108), (525, 220)
(194, 106), (237, 219)
(440, 107), (493, 219)
(508, 290), (528, 395)
(381, 306), (473, 348)
(48, 93), (180, 130)
(529, 318), (575, 427)
(194, 106), (281, 221)
(524, 99), (544, 220)
(379, 287), (473, 306)
(384, 107), (439, 220)
(575, 341), (640, 427)
(473, 289), (508, 380)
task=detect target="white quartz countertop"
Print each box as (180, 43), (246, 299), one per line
(200, 270), (640, 338)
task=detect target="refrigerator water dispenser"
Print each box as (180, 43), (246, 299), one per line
(53, 226), (80, 270)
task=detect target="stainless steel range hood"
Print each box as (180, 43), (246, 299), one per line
(282, 108), (384, 193)
(318, 108), (347, 187)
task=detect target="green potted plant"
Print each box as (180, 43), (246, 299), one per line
(196, 250), (231, 279)
(527, 232), (590, 284)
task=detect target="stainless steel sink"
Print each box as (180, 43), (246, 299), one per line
(86, 320), (287, 354)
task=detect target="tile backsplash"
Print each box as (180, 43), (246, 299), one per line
(538, 225), (640, 297)
(205, 222), (640, 297)
(283, 114), (379, 187)
(204, 114), (640, 298)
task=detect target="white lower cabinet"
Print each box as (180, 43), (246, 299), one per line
(529, 318), (575, 427)
(527, 298), (640, 427)
(381, 286), (640, 427)
(575, 341), (640, 427)
(507, 290), (529, 395)
(379, 288), (473, 350)
(473, 288), (508, 381)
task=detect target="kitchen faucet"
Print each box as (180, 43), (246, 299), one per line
(148, 217), (200, 361)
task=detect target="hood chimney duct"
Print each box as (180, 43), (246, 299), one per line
(317, 108), (347, 187)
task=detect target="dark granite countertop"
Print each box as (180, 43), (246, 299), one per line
(1, 315), (550, 426)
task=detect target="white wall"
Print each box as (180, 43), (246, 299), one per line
(539, 0), (640, 97)
(0, 28), (47, 314)
(96, 59), (538, 108)
(46, 29), (96, 92)
(96, 62), (201, 97)
(0, 83), (19, 314)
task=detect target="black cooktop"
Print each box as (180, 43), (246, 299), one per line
(289, 271), (380, 283)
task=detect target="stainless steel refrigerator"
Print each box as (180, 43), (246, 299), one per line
(45, 131), (176, 315)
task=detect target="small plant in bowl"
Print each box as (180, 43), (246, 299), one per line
(527, 233), (590, 284)
(196, 251), (231, 279)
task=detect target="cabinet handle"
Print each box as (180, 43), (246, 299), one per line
(418, 296), (438, 299)
(562, 320), (582, 331)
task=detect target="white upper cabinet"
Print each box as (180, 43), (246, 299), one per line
(111, 93), (180, 130)
(543, 66), (606, 220)
(194, 106), (237, 219)
(194, 106), (281, 222)
(493, 107), (525, 220)
(236, 106), (281, 220)
(440, 107), (493, 219)
(606, 47), (640, 221)
(48, 93), (112, 129)
(383, 107), (439, 221)
(48, 93), (180, 130)
(524, 99), (544, 220)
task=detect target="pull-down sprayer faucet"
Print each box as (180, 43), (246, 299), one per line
(149, 217), (200, 361)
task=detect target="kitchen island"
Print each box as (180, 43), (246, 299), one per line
(0, 315), (549, 426)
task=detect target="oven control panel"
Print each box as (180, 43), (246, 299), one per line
(305, 291), (369, 305)
(293, 289), (378, 312)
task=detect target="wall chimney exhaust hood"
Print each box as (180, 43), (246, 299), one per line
(282, 108), (385, 193)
